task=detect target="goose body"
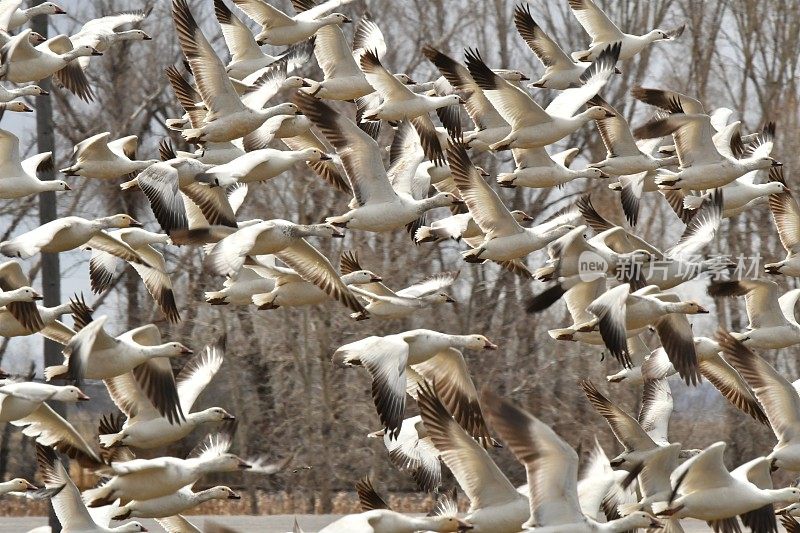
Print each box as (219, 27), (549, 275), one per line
(0, 301), (73, 343)
(320, 510), (469, 533)
(0, 82), (47, 103)
(252, 264), (379, 310)
(204, 265), (276, 305)
(196, 147), (330, 187)
(68, 11), (151, 70)
(415, 211), (533, 244)
(7, 3), (65, 31)
(232, 0), (352, 47)
(348, 271), (459, 319)
(496, 147), (607, 189)
(99, 344), (232, 450)
(0, 128), (67, 199)
(114, 485), (240, 520)
(61, 133), (156, 181)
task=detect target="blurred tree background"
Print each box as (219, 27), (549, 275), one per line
(1, 0), (799, 515)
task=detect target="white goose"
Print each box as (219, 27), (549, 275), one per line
(568, 0), (684, 61)
(299, 13), (386, 100)
(465, 44), (618, 151)
(0, 82), (47, 102)
(448, 142), (575, 276)
(204, 264), (277, 306)
(83, 425), (251, 507)
(415, 210), (533, 244)
(67, 11), (151, 72)
(295, 93), (462, 232)
(0, 478), (37, 496)
(332, 329), (497, 442)
(5, 2), (65, 31)
(100, 343), (233, 449)
(195, 147), (331, 187)
(45, 317), (191, 424)
(0, 260), (43, 331)
(60, 133), (156, 181)
(0, 214), (148, 265)
(0, 380), (102, 467)
(367, 415), (442, 492)
(113, 485), (240, 520)
(415, 383), (530, 532)
(0, 29), (102, 101)
(708, 279), (800, 349)
(717, 330), (800, 472)
(251, 252), (381, 310)
(172, 0), (300, 143)
(496, 147), (607, 189)
(0, 292), (78, 345)
(514, 3), (614, 90)
(0, 127), (67, 199)
(481, 388), (662, 532)
(231, 0), (352, 46)
(89, 228), (178, 323)
(656, 441), (799, 530)
(633, 87), (779, 190)
(766, 166), (800, 275)
(216, 0), (314, 80)
(34, 445), (148, 533)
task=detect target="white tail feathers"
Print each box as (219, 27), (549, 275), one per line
(618, 501), (643, 516)
(99, 432), (124, 449)
(251, 293), (276, 308)
(44, 365), (68, 382)
(682, 195), (703, 210)
(181, 128), (203, 143)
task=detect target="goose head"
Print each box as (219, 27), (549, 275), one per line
(511, 210), (534, 223)
(761, 181), (789, 195)
(428, 516), (474, 532)
(27, 2), (66, 16)
(300, 223), (345, 239)
(282, 76), (307, 90)
(425, 292), (456, 304)
(672, 301), (709, 314)
(98, 214), (142, 229)
(458, 334), (498, 351)
(693, 336), (721, 359)
(266, 102), (301, 117)
(67, 44), (102, 60)
(196, 407), (235, 423)
(496, 68), (529, 82)
(118, 29), (151, 42)
(580, 167), (609, 179)
(151, 342), (193, 358)
(28, 32), (46, 45)
(53, 385), (90, 402)
(1, 101), (33, 113)
(6, 286), (42, 302)
(620, 511), (661, 529)
(427, 192), (464, 209)
(300, 147), (332, 162)
(5, 478), (37, 491)
(342, 270), (382, 285)
(203, 485), (241, 501)
(116, 522), (148, 532)
(210, 453), (252, 471)
(584, 105), (616, 121)
(743, 156), (779, 171)
(21, 84), (48, 96)
(320, 12), (351, 25)
(439, 94), (463, 107)
(44, 180), (70, 192)
(771, 486), (800, 503)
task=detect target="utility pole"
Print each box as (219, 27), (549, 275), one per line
(31, 3), (61, 532)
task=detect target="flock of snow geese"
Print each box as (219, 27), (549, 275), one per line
(0, 0), (799, 532)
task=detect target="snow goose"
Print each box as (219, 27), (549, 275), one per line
(89, 228), (178, 322)
(0, 295), (79, 345)
(0, 478), (38, 496)
(274, 130), (350, 193)
(60, 133), (157, 181)
(45, 316), (191, 423)
(299, 13), (384, 100)
(585, 95), (678, 177)
(83, 423), (251, 507)
(583, 284), (705, 380)
(481, 388), (662, 532)
(717, 330), (800, 472)
(0, 260), (43, 331)
(0, 100), (32, 113)
(0, 127), (67, 200)
(656, 441), (799, 531)
(581, 379), (696, 470)
(568, 0), (684, 61)
(0, 30), (102, 101)
(294, 93), (462, 232)
(34, 445), (148, 533)
(6, 2), (65, 31)
(172, 0), (300, 143)
(0, 82), (47, 102)
(633, 87), (779, 190)
(448, 142), (575, 276)
(415, 210), (534, 244)
(421, 45), (511, 153)
(465, 43), (618, 151)
(251, 251), (381, 310)
(635, 336), (770, 425)
(113, 485), (240, 521)
(100, 343), (233, 449)
(216, 0), (314, 80)
(708, 279), (800, 349)
(496, 146), (607, 189)
(0, 214), (149, 266)
(367, 415), (442, 492)
(765, 166), (800, 275)
(320, 476), (471, 532)
(415, 383), (528, 532)
(0, 380), (103, 467)
(513, 4), (620, 90)
(232, 0), (352, 46)
(332, 329), (497, 441)
(67, 10), (151, 73)
(204, 263), (276, 305)
(195, 146), (331, 187)
(205, 219), (365, 313)
(343, 254), (458, 319)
